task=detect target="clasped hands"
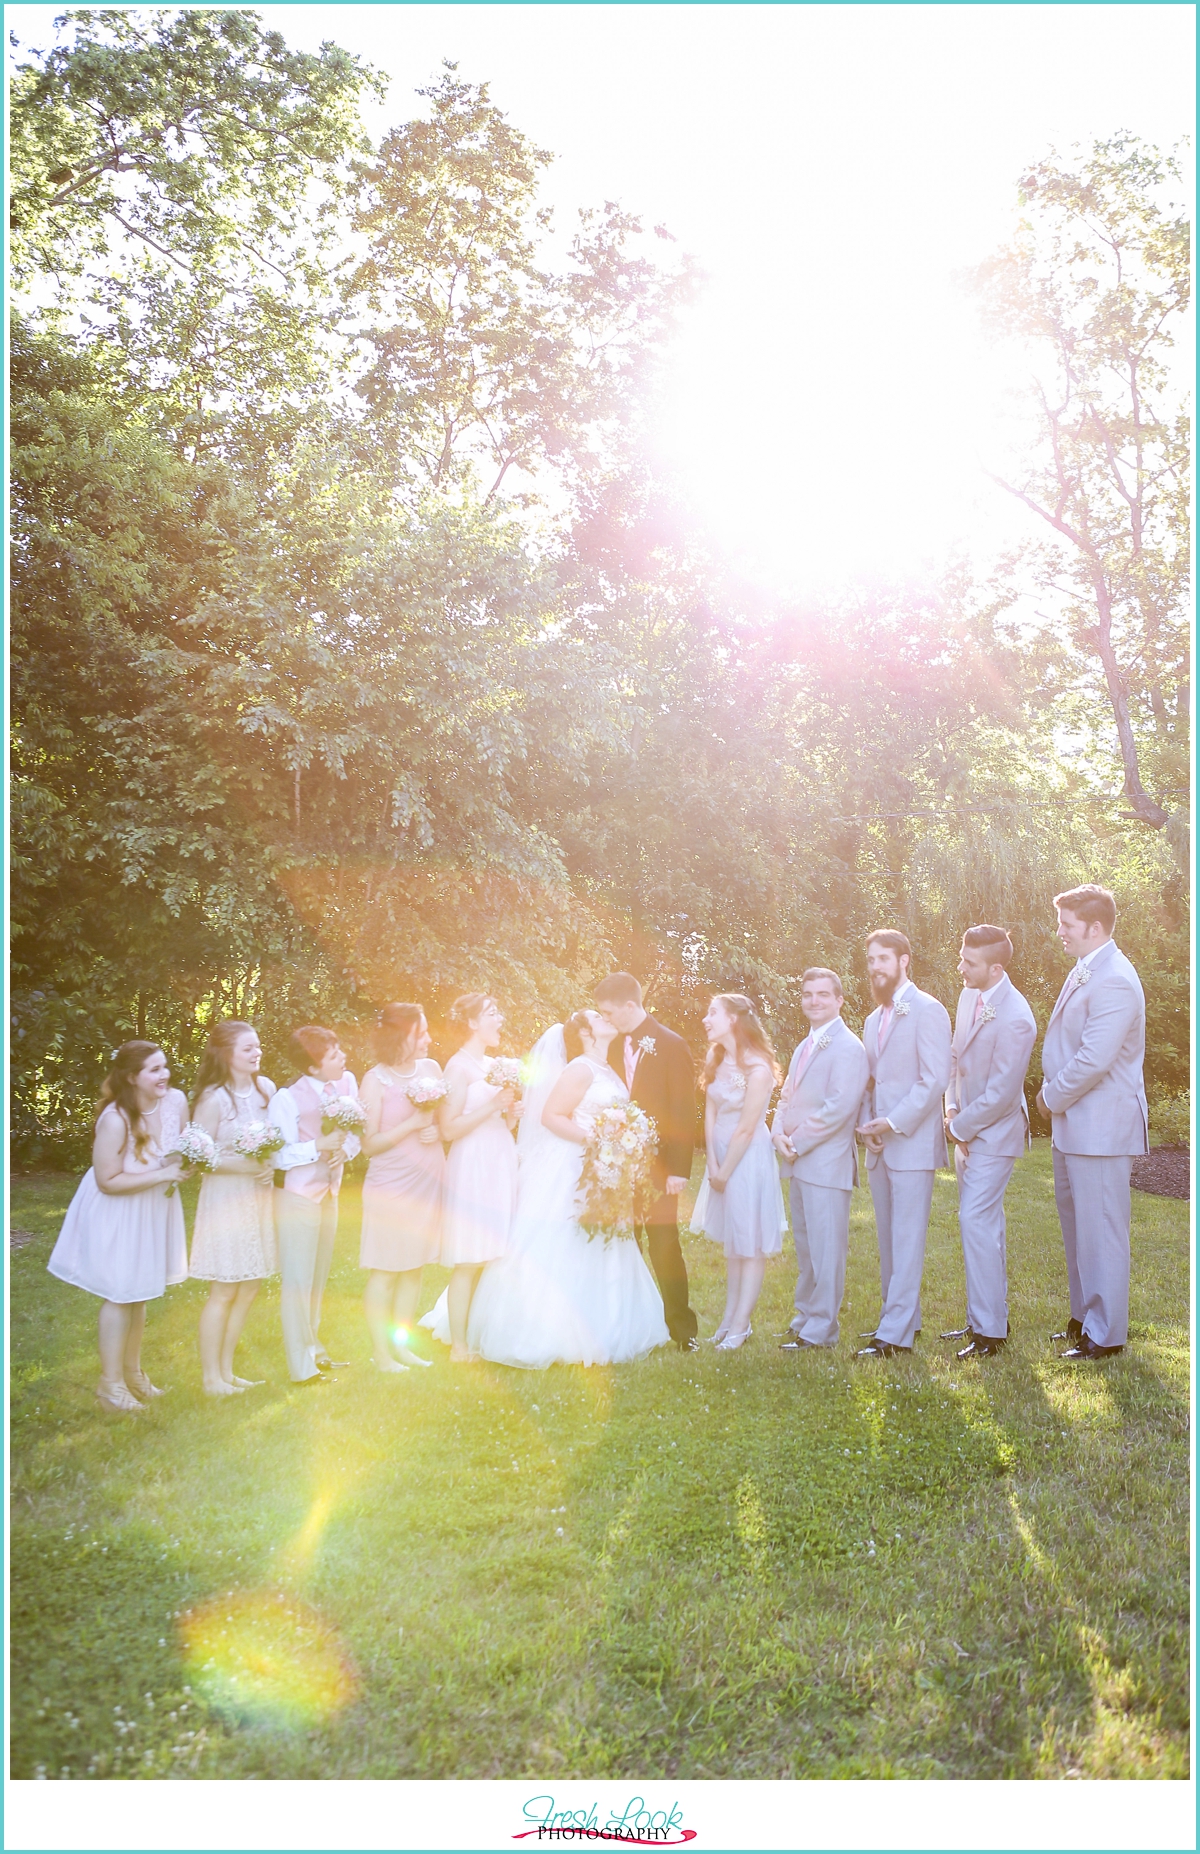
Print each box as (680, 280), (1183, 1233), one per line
(857, 1117), (891, 1154)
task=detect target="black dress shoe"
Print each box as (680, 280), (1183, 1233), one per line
(941, 1324), (972, 1340)
(782, 1335), (824, 1350)
(858, 1327), (879, 1339)
(677, 1337), (699, 1352)
(295, 1373), (327, 1386)
(316, 1357), (350, 1371)
(1060, 1334), (1124, 1360)
(1050, 1317), (1084, 1345)
(957, 1335), (1007, 1360)
(855, 1340), (912, 1359)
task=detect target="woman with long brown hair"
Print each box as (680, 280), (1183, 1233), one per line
(358, 1003), (444, 1372)
(694, 994), (786, 1349)
(47, 1041), (189, 1412)
(188, 1020), (277, 1396)
(435, 993), (519, 1363)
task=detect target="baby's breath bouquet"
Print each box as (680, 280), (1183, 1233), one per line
(164, 1124), (218, 1196)
(402, 1076), (447, 1108)
(229, 1124), (286, 1166)
(484, 1057), (524, 1091)
(320, 1097), (367, 1137)
(577, 1104), (658, 1244)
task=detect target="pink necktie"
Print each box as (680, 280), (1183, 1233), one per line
(877, 1005), (894, 1051)
(973, 993), (985, 1025)
(794, 1039), (816, 1081)
(624, 1036), (637, 1092)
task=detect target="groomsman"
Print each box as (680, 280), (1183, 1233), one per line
(596, 973), (699, 1350)
(941, 925), (1037, 1359)
(856, 929), (952, 1359)
(1037, 885), (1147, 1360)
(772, 968), (869, 1349)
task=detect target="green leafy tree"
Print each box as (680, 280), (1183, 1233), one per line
(973, 136), (1190, 851)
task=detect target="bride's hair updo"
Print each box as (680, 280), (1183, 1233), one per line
(448, 992), (493, 1033)
(563, 1010), (595, 1062)
(703, 994), (782, 1087)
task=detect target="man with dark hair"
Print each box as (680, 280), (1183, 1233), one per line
(595, 974), (699, 1349)
(1037, 886), (1147, 1360)
(941, 925), (1036, 1359)
(856, 929), (952, 1359)
(772, 968), (868, 1349)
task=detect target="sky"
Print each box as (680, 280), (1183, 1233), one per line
(8, 2), (1194, 599)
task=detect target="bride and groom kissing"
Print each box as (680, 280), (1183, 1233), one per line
(425, 973), (699, 1367)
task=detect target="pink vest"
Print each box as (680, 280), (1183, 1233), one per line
(283, 1074), (355, 1202)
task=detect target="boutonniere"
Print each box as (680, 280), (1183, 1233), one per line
(893, 1001), (910, 1018)
(812, 1030), (832, 1052)
(638, 1036), (656, 1057)
(1073, 965), (1091, 988)
(979, 1004), (997, 1025)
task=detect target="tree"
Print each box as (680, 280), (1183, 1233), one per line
(972, 136), (1190, 853)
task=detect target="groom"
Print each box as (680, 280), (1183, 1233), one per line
(595, 973), (699, 1350)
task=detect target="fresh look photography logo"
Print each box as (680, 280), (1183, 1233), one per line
(514, 1795), (696, 1844)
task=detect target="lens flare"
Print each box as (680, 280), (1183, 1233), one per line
(178, 1588), (358, 1728)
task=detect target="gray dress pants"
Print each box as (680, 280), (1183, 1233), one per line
(276, 1190), (338, 1381)
(868, 1163), (935, 1348)
(1052, 1148), (1132, 1348)
(788, 1178), (851, 1346)
(955, 1147), (1015, 1341)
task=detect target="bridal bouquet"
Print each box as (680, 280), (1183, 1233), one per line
(320, 1097), (368, 1137)
(402, 1075), (447, 1109)
(484, 1057), (524, 1092)
(229, 1123), (286, 1166)
(164, 1123), (218, 1196)
(578, 1104), (659, 1244)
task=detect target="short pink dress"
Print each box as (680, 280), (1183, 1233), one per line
(47, 1095), (188, 1303)
(439, 1052), (517, 1266)
(359, 1063), (445, 1272)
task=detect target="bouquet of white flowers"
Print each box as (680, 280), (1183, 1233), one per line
(164, 1123), (218, 1196)
(229, 1123), (286, 1166)
(577, 1104), (659, 1244)
(402, 1075), (448, 1108)
(320, 1097), (368, 1137)
(484, 1057), (524, 1091)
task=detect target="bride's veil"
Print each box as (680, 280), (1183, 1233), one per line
(517, 1023), (568, 1169)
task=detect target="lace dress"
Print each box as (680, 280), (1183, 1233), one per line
(48, 1096), (189, 1304)
(189, 1086), (278, 1282)
(423, 1058), (670, 1366)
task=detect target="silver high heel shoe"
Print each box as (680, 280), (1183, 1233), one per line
(715, 1326), (752, 1351)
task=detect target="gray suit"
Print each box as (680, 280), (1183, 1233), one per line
(862, 982), (952, 1348)
(773, 1018), (869, 1346)
(1041, 940), (1147, 1348)
(946, 975), (1037, 1340)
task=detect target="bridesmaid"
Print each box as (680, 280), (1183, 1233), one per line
(359, 1003), (444, 1373)
(699, 994), (785, 1350)
(438, 993), (519, 1364)
(268, 1027), (360, 1385)
(189, 1021), (277, 1396)
(47, 1041), (189, 1413)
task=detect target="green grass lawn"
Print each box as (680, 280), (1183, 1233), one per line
(9, 1143), (1190, 1780)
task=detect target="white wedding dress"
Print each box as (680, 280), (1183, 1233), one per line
(422, 1039), (670, 1368)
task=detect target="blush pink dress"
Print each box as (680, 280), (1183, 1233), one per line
(359, 1063), (445, 1272)
(439, 1052), (518, 1266)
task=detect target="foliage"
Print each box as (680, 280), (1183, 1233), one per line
(10, 1152), (1191, 1779)
(972, 136), (1190, 848)
(8, 18), (1188, 1165)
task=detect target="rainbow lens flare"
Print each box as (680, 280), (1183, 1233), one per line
(178, 1588), (358, 1728)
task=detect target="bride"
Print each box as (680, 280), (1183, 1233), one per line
(422, 1010), (669, 1367)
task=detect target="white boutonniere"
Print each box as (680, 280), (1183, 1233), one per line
(893, 1001), (910, 1018)
(979, 1004), (997, 1025)
(638, 1036), (656, 1057)
(1074, 964), (1091, 988)
(812, 1030), (832, 1052)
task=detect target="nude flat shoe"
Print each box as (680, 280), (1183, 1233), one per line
(96, 1383), (146, 1414)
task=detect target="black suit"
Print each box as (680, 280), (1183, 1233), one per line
(608, 1013), (698, 1344)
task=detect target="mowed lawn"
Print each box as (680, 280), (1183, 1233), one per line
(9, 1142), (1190, 1781)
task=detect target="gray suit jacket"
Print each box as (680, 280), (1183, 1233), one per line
(862, 983), (952, 1172)
(1040, 940), (1148, 1157)
(946, 975), (1036, 1158)
(773, 1017), (869, 1190)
